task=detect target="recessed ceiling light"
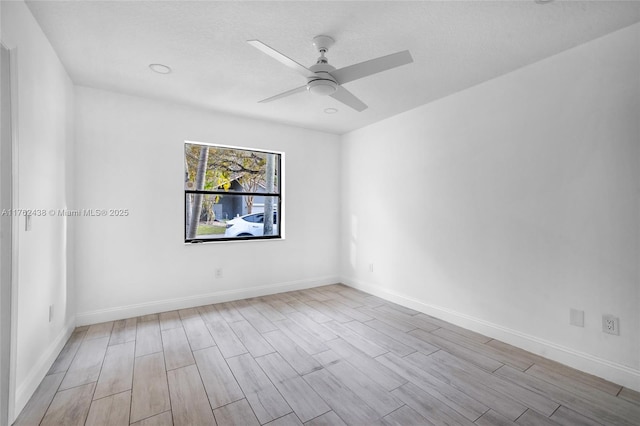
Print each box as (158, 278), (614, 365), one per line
(324, 108), (338, 114)
(534, 0), (554, 4)
(149, 63), (172, 74)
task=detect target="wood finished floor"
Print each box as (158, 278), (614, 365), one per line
(14, 284), (640, 426)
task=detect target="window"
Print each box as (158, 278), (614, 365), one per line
(184, 142), (283, 243)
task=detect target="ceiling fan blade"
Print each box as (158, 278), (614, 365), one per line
(330, 50), (413, 85)
(258, 85), (307, 103)
(330, 86), (367, 112)
(248, 40), (317, 79)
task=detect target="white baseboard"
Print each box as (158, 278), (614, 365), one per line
(342, 277), (640, 392)
(14, 320), (75, 420)
(76, 276), (340, 326)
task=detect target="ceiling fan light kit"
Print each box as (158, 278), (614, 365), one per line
(307, 79), (337, 96)
(247, 35), (413, 112)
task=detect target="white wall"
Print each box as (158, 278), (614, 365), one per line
(74, 87), (341, 324)
(0, 0), (76, 419)
(340, 23), (640, 390)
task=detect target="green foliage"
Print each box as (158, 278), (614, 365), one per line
(185, 144), (274, 217)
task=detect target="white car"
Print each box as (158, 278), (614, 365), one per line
(224, 212), (278, 237)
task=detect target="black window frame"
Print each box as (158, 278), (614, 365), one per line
(184, 141), (283, 243)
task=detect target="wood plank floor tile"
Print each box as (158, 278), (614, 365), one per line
(286, 301), (332, 324)
(372, 306), (441, 332)
(264, 298), (299, 315)
(302, 368), (379, 425)
(17, 285), (635, 426)
(474, 409), (515, 426)
(41, 382), (95, 426)
(13, 372), (64, 426)
(226, 352), (279, 393)
(285, 311), (336, 340)
(251, 300), (288, 322)
(262, 330), (323, 375)
(313, 349), (343, 367)
(364, 319), (438, 354)
(342, 320), (415, 356)
(213, 399), (260, 426)
(391, 382), (475, 426)
(432, 328), (533, 371)
(322, 321), (387, 358)
(230, 319), (275, 357)
(549, 405), (603, 426)
(377, 352), (487, 421)
(108, 318), (137, 346)
(526, 354), (623, 396)
(215, 301), (245, 323)
(323, 292), (365, 309)
(159, 310), (182, 330)
(275, 318), (328, 355)
(382, 405), (431, 426)
(404, 351), (527, 420)
(179, 308), (216, 351)
(300, 288), (333, 302)
(379, 302), (420, 317)
(162, 327), (196, 371)
(495, 365), (636, 426)
(355, 306), (418, 333)
(206, 319), (248, 358)
(233, 300), (279, 333)
(130, 352), (171, 423)
(325, 338), (407, 391)
(525, 364), (640, 424)
(338, 289), (386, 308)
(167, 364), (216, 426)
(304, 411), (347, 426)
(515, 408), (558, 426)
(409, 328), (504, 372)
(138, 313), (159, 322)
(227, 353), (292, 423)
(305, 301), (352, 323)
(256, 352), (300, 383)
(265, 412), (303, 426)
(197, 304), (224, 323)
(94, 340), (135, 400)
(130, 411), (173, 426)
(85, 321), (114, 340)
(429, 349), (559, 416)
(245, 388), (293, 424)
(60, 336), (110, 391)
(324, 360), (403, 417)
(49, 329), (86, 374)
(135, 318), (162, 357)
(619, 387), (640, 406)
(272, 376), (330, 422)
(85, 390), (130, 426)
(322, 299), (372, 322)
(193, 346), (244, 409)
(414, 313), (491, 343)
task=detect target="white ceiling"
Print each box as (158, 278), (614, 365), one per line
(26, 1), (640, 135)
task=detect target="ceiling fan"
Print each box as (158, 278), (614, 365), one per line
(247, 35), (413, 112)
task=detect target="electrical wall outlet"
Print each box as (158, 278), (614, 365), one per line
(569, 309), (584, 327)
(49, 304), (54, 322)
(215, 268), (223, 279)
(602, 314), (619, 335)
(369, 263), (374, 272)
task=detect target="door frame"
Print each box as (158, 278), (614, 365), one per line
(0, 41), (20, 425)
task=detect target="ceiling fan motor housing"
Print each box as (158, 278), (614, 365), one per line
(307, 62), (337, 96)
